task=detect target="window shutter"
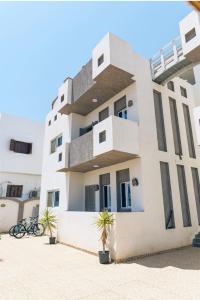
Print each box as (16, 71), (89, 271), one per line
(28, 143), (32, 154)
(10, 139), (16, 151)
(114, 96), (126, 116)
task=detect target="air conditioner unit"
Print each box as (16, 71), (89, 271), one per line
(29, 190), (39, 199)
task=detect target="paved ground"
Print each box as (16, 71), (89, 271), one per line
(1, 235), (200, 300)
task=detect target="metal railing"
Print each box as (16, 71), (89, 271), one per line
(151, 36), (184, 79)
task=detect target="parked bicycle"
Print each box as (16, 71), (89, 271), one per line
(12, 217), (44, 239)
(9, 218), (26, 237)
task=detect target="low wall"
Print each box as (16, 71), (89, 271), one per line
(0, 199), (18, 232)
(56, 211), (100, 254)
(0, 198), (40, 233)
(54, 211), (200, 261)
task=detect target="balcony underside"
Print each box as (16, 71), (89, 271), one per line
(59, 65), (134, 116)
(58, 150), (138, 173)
(153, 58), (192, 84)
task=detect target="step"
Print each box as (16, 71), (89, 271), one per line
(192, 242), (200, 248)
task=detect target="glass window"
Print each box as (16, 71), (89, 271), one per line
(118, 108), (127, 120)
(47, 190), (60, 207)
(57, 135), (62, 147)
(99, 130), (106, 143)
(50, 139), (57, 154)
(180, 86), (187, 98)
(103, 185), (111, 210)
(50, 135), (62, 154)
(120, 182), (131, 209)
(167, 81), (175, 92)
(98, 54), (104, 67)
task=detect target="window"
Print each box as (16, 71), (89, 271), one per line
(153, 90), (167, 152)
(6, 185), (23, 198)
(99, 107), (109, 122)
(167, 81), (175, 92)
(58, 152), (62, 162)
(114, 96), (127, 119)
(180, 86), (187, 98)
(177, 165), (191, 227)
(47, 191), (60, 207)
(10, 139), (32, 154)
(118, 108), (127, 119)
(98, 54), (104, 67)
(48, 120), (51, 126)
(191, 168), (200, 225)
(103, 185), (111, 210)
(50, 135), (62, 154)
(57, 135), (62, 147)
(169, 98), (182, 156)
(160, 162), (175, 229)
(54, 115), (57, 121)
(99, 130), (106, 143)
(183, 104), (196, 158)
(120, 182), (131, 209)
(61, 94), (64, 102)
(185, 28), (196, 43)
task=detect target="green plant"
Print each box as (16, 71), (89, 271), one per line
(40, 208), (57, 238)
(96, 210), (114, 254)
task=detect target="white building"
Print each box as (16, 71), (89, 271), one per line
(40, 11), (200, 261)
(0, 113), (44, 232)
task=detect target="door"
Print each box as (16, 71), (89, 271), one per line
(85, 185), (96, 212)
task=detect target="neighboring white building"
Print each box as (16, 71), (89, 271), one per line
(0, 113), (44, 232)
(40, 11), (200, 260)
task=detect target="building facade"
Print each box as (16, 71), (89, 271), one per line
(40, 11), (200, 260)
(0, 113), (44, 232)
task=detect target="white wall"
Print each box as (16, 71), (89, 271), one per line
(23, 199), (40, 219)
(0, 113), (44, 175)
(0, 199), (18, 232)
(0, 172), (41, 200)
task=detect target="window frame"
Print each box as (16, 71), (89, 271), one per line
(117, 107), (128, 120)
(47, 190), (60, 208)
(50, 135), (63, 154)
(6, 185), (23, 198)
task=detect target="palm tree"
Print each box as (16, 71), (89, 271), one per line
(40, 208), (57, 239)
(96, 210), (114, 254)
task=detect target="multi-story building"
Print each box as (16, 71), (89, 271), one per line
(0, 113), (44, 232)
(40, 11), (200, 261)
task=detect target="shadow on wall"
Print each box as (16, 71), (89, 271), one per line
(124, 246), (200, 270)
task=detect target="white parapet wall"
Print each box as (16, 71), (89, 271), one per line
(51, 210), (199, 261)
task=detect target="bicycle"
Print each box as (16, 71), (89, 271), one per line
(9, 218), (27, 237)
(13, 216), (44, 239)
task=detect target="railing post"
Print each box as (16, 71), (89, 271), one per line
(172, 40), (178, 63)
(160, 49), (165, 72)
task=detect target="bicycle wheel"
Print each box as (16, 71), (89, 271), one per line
(9, 225), (15, 237)
(13, 224), (26, 239)
(33, 223), (45, 236)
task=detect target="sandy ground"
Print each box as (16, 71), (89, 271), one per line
(0, 234), (200, 300)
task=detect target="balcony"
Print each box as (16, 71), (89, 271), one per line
(58, 33), (135, 116)
(56, 116), (139, 173)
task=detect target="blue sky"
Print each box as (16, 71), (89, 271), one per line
(0, 1), (192, 121)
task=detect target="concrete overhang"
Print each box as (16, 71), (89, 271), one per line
(59, 65), (134, 116)
(57, 150), (138, 173)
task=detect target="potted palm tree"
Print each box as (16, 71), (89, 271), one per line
(40, 208), (57, 244)
(96, 210), (114, 264)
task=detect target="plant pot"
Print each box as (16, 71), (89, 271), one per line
(98, 251), (110, 264)
(49, 237), (56, 244)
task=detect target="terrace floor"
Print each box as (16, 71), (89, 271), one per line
(0, 234), (200, 299)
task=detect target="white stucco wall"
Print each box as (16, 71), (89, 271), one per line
(0, 199), (18, 232)
(0, 113), (44, 175)
(23, 199), (40, 219)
